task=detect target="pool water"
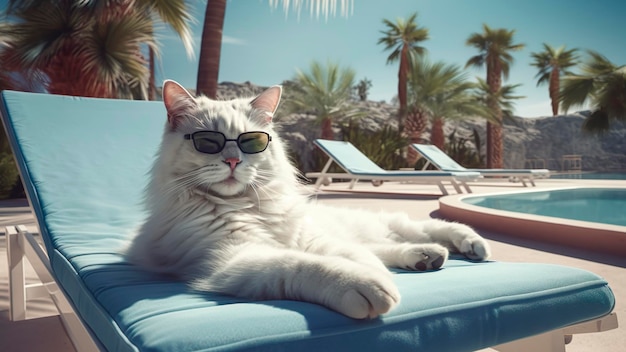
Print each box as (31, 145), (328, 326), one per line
(464, 188), (626, 227)
(551, 172), (626, 180)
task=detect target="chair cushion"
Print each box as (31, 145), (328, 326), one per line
(1, 91), (615, 352)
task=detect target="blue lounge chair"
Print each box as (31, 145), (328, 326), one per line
(307, 139), (480, 195)
(2, 91), (617, 352)
(412, 143), (550, 186)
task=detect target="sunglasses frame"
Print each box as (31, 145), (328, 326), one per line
(184, 131), (272, 154)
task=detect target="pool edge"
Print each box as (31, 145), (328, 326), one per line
(439, 187), (626, 257)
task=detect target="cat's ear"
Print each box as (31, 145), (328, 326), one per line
(162, 80), (197, 130)
(250, 85), (282, 124)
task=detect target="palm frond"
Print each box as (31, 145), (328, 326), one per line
(530, 43), (579, 87)
(582, 50), (616, 75)
(269, 0), (354, 20)
(473, 78), (524, 122)
(561, 51), (626, 132)
(1, 2), (82, 68)
(465, 55), (485, 70)
(465, 23), (524, 80)
(379, 12), (429, 66)
(559, 75), (595, 112)
(138, 0), (194, 57)
(582, 109), (610, 133)
(407, 57), (483, 123)
(286, 60), (357, 126)
(78, 12), (156, 99)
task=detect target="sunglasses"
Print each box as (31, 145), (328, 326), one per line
(184, 131), (272, 154)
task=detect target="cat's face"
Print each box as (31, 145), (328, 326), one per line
(160, 80), (283, 197)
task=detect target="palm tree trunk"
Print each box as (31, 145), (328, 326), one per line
(321, 117), (334, 140)
(487, 120), (502, 167)
(486, 59), (503, 168)
(430, 117), (445, 150)
(148, 47), (156, 100)
(397, 45), (409, 132)
(404, 107), (427, 165)
(197, 0), (227, 99)
(485, 122), (492, 167)
(549, 67), (560, 116)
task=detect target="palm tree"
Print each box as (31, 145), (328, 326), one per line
(466, 24), (524, 168)
(472, 78), (524, 167)
(474, 78), (525, 121)
(560, 50), (626, 133)
(378, 12), (429, 132)
(197, 0), (354, 98)
(407, 59), (483, 159)
(425, 85), (484, 151)
(354, 77), (372, 101)
(530, 43), (578, 116)
(284, 60), (360, 140)
(0, 0), (192, 99)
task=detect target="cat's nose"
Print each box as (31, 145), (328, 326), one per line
(223, 158), (241, 171)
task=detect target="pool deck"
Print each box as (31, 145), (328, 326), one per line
(1, 178), (624, 351)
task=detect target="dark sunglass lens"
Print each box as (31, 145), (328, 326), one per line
(193, 132), (225, 154)
(238, 132), (269, 153)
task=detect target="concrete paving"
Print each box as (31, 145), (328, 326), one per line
(1, 178), (624, 351)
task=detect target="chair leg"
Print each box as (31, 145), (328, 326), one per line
(461, 182), (472, 194)
(6, 225), (100, 351)
(492, 330), (567, 352)
(449, 181), (462, 194)
(6, 226), (27, 321)
(437, 183), (450, 195)
(313, 158), (334, 189)
(492, 313), (618, 352)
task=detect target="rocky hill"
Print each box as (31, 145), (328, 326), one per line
(217, 81), (626, 173)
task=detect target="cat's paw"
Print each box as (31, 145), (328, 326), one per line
(326, 269), (400, 319)
(459, 236), (491, 261)
(339, 281), (400, 319)
(442, 222), (491, 261)
(401, 244), (449, 271)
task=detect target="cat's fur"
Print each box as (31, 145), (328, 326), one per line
(125, 80), (491, 319)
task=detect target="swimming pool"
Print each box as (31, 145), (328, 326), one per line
(551, 172), (626, 180)
(439, 187), (626, 257)
(464, 188), (626, 227)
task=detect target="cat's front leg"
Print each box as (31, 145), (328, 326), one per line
(193, 244), (400, 319)
(384, 214), (491, 261)
(420, 220), (491, 260)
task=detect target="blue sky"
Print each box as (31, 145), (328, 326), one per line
(0, 0), (623, 117)
(156, 0), (626, 118)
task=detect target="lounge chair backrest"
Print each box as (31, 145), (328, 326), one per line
(0, 91), (162, 256)
(314, 139), (386, 174)
(413, 144), (468, 172)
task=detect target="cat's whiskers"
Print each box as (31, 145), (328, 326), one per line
(251, 172), (283, 200)
(247, 182), (264, 213)
(164, 166), (216, 198)
(243, 169), (287, 213)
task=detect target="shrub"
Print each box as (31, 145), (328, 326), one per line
(0, 153), (19, 199)
(341, 120), (408, 170)
(445, 128), (484, 168)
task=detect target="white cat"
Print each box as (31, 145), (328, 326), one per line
(125, 80), (491, 319)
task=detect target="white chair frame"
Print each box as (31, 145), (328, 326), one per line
(6, 225), (99, 352)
